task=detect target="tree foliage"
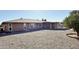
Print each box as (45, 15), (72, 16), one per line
(63, 10), (79, 36)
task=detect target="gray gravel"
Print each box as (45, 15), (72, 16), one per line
(0, 30), (79, 49)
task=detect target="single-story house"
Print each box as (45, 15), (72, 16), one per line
(1, 18), (64, 32)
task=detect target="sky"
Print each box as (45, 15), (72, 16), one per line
(0, 10), (71, 24)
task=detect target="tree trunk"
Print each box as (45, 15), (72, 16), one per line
(77, 32), (79, 37)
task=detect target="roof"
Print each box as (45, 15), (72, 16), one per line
(2, 18), (62, 24)
(2, 18), (47, 24)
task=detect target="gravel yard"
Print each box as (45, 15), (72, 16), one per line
(0, 30), (79, 49)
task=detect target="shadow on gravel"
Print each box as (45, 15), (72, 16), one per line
(0, 29), (68, 37)
(0, 29), (44, 37)
(52, 29), (68, 31)
(66, 33), (79, 40)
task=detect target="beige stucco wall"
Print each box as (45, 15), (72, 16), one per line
(2, 22), (63, 32)
(2, 23), (44, 32)
(12, 23), (24, 32)
(2, 23), (24, 32)
(2, 24), (9, 31)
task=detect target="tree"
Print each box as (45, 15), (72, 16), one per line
(63, 17), (72, 28)
(63, 10), (79, 36)
(71, 14), (79, 36)
(70, 10), (79, 15)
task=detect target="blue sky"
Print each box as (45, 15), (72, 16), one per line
(0, 10), (71, 24)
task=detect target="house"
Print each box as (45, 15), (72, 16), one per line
(1, 18), (64, 32)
